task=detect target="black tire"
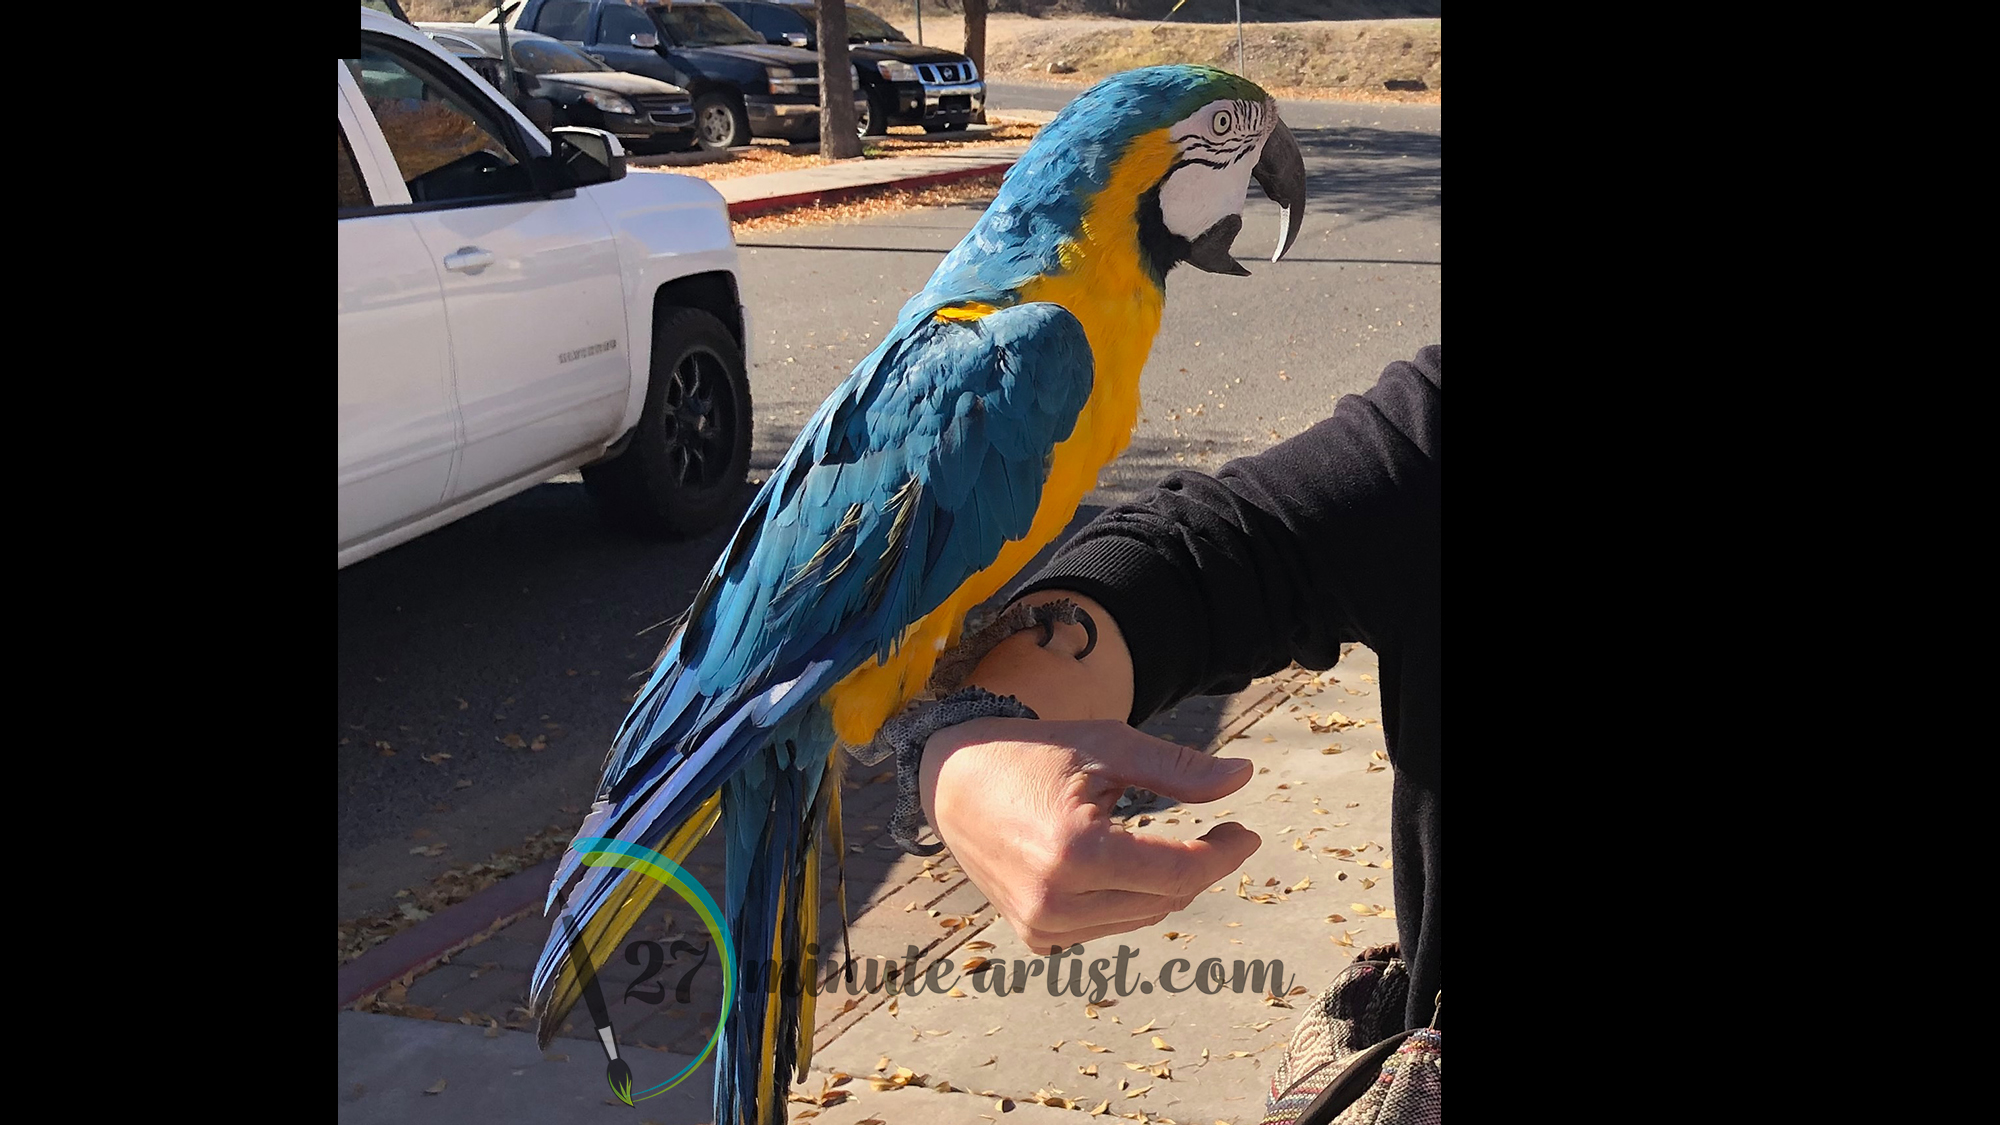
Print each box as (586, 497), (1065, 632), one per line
(582, 307), (752, 538)
(694, 91), (751, 150)
(859, 87), (891, 136)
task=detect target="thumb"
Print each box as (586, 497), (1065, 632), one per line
(1088, 725), (1256, 804)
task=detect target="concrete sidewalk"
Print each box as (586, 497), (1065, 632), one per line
(338, 646), (1398, 1125)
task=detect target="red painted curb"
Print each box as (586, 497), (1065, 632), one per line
(337, 858), (559, 1010)
(726, 159), (1017, 219)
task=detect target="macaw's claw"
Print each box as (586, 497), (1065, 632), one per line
(1029, 598), (1098, 662)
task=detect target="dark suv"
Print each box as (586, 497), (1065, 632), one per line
(719, 2), (983, 134)
(493, 0), (864, 148)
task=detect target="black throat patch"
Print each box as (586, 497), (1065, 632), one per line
(1136, 184), (1186, 288)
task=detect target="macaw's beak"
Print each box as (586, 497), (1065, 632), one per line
(1252, 117), (1306, 262)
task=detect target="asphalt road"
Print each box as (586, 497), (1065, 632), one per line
(336, 85), (1439, 925)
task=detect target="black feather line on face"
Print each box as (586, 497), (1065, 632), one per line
(1137, 184), (1185, 287)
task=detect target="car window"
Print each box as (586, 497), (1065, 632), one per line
(596, 3), (654, 45)
(654, 4), (764, 46)
(842, 6), (907, 42)
(513, 39), (608, 73)
(736, 5), (790, 39)
(338, 124), (372, 212)
(536, 0), (594, 41)
(351, 38), (536, 205)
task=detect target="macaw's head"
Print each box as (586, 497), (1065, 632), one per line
(983, 65), (1306, 286)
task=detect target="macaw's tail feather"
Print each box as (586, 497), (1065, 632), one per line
(531, 792), (723, 1049)
(714, 739), (841, 1125)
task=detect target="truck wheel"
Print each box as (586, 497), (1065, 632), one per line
(694, 92), (750, 150)
(582, 307), (752, 538)
(859, 87), (891, 136)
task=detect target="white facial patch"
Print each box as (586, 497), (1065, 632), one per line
(1157, 97), (1273, 241)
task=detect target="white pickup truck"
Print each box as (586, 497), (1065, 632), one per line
(340, 5), (752, 569)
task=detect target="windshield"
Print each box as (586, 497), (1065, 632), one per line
(843, 7), (906, 42)
(511, 39), (610, 73)
(653, 4), (764, 46)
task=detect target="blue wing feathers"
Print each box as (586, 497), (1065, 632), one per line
(536, 300), (1096, 1101)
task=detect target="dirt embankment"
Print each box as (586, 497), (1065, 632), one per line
(984, 17), (1440, 100)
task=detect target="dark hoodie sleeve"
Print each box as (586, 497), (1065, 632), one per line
(1011, 345), (1440, 725)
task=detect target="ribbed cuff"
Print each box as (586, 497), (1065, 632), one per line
(1011, 535), (1205, 727)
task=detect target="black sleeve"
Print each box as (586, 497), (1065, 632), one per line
(1011, 345), (1440, 725)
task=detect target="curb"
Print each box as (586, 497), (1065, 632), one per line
(337, 858), (559, 1010)
(725, 159), (1017, 219)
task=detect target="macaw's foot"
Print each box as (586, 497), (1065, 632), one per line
(928, 598), (1098, 695)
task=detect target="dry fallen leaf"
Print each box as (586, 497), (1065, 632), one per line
(948, 987), (967, 997)
(1151, 1036), (1174, 1051)
(498, 734), (525, 748)
(964, 940), (996, 951)
(1081, 1041), (1111, 1053)
(424, 1079), (447, 1095)
(1290, 878), (1312, 892)
(1129, 1019), (1158, 1035)
(1080, 1064), (1099, 1077)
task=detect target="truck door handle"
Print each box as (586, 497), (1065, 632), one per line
(442, 247), (494, 273)
(589, 53), (606, 61)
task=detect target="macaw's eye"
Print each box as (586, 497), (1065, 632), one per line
(1211, 110), (1232, 134)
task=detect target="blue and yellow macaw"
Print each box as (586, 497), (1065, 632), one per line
(530, 64), (1306, 1124)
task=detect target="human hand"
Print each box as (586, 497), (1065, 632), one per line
(920, 716), (1262, 953)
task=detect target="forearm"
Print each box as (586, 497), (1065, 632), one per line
(1013, 346), (1442, 723)
(957, 590), (1134, 723)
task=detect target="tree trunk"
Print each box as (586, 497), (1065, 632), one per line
(817, 0), (862, 158)
(963, 0), (988, 79)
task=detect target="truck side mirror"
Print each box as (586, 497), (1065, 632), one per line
(549, 126), (627, 187)
(630, 32), (659, 49)
(783, 31), (808, 47)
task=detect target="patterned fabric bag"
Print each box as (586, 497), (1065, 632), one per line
(1262, 944), (1441, 1125)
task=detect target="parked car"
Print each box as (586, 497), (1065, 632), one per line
(483, 0), (864, 149)
(340, 6), (754, 568)
(419, 23), (699, 152)
(719, 1), (983, 134)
